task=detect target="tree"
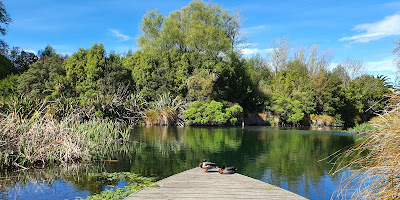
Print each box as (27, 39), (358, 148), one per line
(0, 53), (12, 79)
(63, 43), (106, 97)
(18, 57), (65, 98)
(332, 65), (350, 87)
(214, 52), (257, 109)
(269, 36), (290, 75)
(347, 75), (392, 122)
(8, 47), (38, 72)
(38, 45), (60, 59)
(64, 43), (132, 99)
(0, 1), (11, 50)
(138, 0), (243, 56)
(187, 68), (217, 101)
(311, 70), (344, 115)
(101, 52), (132, 94)
(63, 47), (87, 95)
(244, 55), (272, 108)
(0, 74), (18, 98)
(336, 57), (365, 87)
(268, 69), (315, 125)
(292, 45), (334, 76)
(0, 1), (12, 78)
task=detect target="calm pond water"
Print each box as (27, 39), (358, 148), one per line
(0, 126), (358, 200)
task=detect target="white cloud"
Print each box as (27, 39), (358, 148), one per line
(242, 25), (267, 34)
(236, 43), (258, 48)
(339, 13), (400, 43)
(330, 58), (397, 82)
(366, 58), (397, 82)
(366, 58), (396, 72)
(23, 49), (37, 54)
(109, 29), (131, 41)
(59, 52), (74, 56)
(241, 48), (273, 56)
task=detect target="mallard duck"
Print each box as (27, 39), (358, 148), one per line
(199, 159), (217, 173)
(218, 165), (236, 174)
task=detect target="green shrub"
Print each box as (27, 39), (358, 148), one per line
(333, 114), (344, 127)
(346, 122), (376, 133)
(183, 100), (243, 126)
(266, 118), (276, 126)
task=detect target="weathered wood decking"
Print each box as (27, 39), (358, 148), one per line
(126, 167), (307, 199)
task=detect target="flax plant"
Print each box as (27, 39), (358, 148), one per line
(144, 93), (186, 126)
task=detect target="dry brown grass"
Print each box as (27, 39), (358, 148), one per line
(330, 94), (400, 199)
(0, 106), (129, 170)
(0, 110), (83, 169)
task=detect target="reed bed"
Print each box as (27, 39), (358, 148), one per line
(331, 94), (400, 199)
(0, 107), (130, 170)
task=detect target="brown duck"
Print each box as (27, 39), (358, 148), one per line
(218, 165), (236, 174)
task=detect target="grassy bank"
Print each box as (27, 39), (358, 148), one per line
(332, 95), (400, 199)
(0, 108), (130, 170)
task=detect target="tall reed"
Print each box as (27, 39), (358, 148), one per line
(0, 106), (130, 170)
(331, 94), (400, 199)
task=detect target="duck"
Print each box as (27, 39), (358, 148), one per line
(218, 165), (236, 174)
(199, 159), (217, 173)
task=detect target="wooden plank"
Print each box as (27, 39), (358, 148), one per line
(126, 167), (307, 200)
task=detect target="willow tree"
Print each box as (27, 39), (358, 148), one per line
(138, 0), (243, 57)
(131, 0), (253, 105)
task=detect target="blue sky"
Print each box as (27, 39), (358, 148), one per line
(3, 0), (400, 81)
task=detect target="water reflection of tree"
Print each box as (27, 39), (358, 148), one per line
(126, 126), (243, 178)
(136, 127), (356, 198)
(220, 129), (357, 198)
(0, 164), (106, 196)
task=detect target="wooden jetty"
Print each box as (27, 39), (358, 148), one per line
(126, 167), (307, 199)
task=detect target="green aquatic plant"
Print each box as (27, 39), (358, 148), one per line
(77, 172), (156, 200)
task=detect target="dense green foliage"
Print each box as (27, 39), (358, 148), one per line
(0, 0), (394, 128)
(183, 101), (243, 125)
(346, 122), (376, 133)
(138, 1), (240, 56)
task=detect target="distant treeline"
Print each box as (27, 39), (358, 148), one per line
(0, 1), (394, 127)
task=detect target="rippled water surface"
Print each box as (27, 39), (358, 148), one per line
(0, 126), (358, 200)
